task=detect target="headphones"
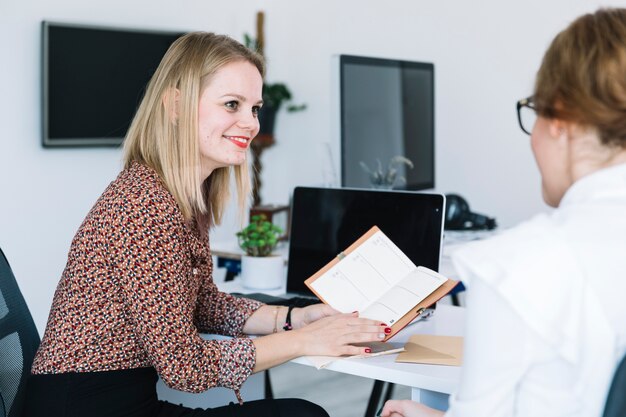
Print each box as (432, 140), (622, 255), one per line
(445, 194), (497, 231)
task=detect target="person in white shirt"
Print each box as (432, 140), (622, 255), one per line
(382, 7), (626, 417)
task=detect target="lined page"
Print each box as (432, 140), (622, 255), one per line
(309, 230), (416, 313)
(360, 266), (446, 324)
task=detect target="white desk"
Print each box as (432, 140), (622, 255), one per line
(211, 240), (289, 261)
(213, 240), (467, 411)
(293, 304), (464, 410)
(216, 272), (463, 411)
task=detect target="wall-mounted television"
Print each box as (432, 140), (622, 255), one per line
(42, 21), (185, 147)
(338, 55), (435, 190)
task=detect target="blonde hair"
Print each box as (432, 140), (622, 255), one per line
(123, 32), (265, 224)
(534, 8), (626, 148)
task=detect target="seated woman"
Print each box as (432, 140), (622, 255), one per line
(24, 32), (389, 417)
(382, 7), (626, 417)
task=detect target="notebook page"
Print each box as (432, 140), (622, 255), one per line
(309, 230), (416, 313)
(360, 266), (446, 324)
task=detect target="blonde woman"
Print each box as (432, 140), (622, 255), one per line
(25, 32), (388, 417)
(382, 8), (626, 417)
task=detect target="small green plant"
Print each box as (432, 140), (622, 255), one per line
(262, 83), (306, 112)
(236, 214), (284, 257)
(359, 156), (414, 188)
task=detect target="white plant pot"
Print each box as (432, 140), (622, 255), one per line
(240, 254), (284, 290)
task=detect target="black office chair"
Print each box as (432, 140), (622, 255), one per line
(0, 247), (41, 417)
(603, 353), (626, 417)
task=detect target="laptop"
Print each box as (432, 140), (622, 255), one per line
(244, 186), (446, 308)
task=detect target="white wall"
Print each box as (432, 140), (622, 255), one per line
(0, 0), (614, 333)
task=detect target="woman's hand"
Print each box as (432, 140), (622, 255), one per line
(290, 303), (339, 329)
(293, 311), (389, 357)
(252, 309), (390, 372)
(380, 400), (444, 417)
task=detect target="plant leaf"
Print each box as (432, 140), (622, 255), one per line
(390, 155), (414, 169)
(359, 161), (372, 174)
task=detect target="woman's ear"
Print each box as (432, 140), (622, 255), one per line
(162, 88), (180, 124)
(548, 118), (569, 139)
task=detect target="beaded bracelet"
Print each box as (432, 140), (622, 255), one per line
(283, 305), (295, 331)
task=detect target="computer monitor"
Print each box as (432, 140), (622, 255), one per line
(42, 21), (184, 147)
(337, 55), (435, 190)
(286, 187), (445, 297)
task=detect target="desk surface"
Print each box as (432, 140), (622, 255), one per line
(213, 243), (466, 396)
(293, 304), (464, 395)
(212, 240), (289, 261)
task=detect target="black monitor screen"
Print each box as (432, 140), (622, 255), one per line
(42, 22), (184, 147)
(340, 55), (434, 190)
(286, 187), (444, 296)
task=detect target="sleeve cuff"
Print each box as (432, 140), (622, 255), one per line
(229, 297), (264, 337)
(215, 338), (257, 391)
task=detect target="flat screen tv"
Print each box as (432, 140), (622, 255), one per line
(338, 55), (435, 190)
(42, 22), (185, 147)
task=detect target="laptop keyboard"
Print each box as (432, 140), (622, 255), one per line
(232, 292), (321, 308)
(266, 296), (321, 308)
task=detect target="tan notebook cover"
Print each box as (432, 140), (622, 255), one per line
(304, 226), (459, 341)
(396, 334), (463, 366)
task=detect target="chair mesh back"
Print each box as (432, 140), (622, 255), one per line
(0, 248), (41, 417)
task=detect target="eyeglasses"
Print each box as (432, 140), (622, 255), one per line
(516, 96), (537, 135)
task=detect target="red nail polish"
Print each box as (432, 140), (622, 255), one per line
(380, 323), (388, 327)
(384, 327), (391, 334)
(365, 348), (372, 354)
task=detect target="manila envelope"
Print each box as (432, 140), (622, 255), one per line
(395, 334), (463, 366)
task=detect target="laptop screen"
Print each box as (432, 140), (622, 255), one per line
(286, 187), (445, 296)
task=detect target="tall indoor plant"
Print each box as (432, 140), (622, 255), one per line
(243, 32), (306, 136)
(243, 13), (306, 206)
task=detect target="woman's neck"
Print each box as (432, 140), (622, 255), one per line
(569, 128), (626, 182)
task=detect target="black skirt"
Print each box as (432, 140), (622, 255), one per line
(22, 367), (329, 417)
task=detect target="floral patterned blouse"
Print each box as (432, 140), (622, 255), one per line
(32, 162), (263, 403)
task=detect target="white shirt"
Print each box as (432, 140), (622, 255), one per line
(446, 163), (626, 417)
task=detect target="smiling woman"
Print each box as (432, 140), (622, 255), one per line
(22, 32), (391, 417)
(197, 60), (263, 179)
(121, 32), (266, 226)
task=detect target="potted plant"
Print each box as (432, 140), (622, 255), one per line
(359, 156), (414, 189)
(236, 214), (285, 289)
(243, 33), (306, 136)
(243, 28), (307, 206)
(257, 82), (306, 135)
